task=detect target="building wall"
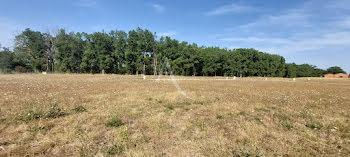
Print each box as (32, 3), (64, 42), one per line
(324, 73), (349, 78)
(334, 73), (349, 78)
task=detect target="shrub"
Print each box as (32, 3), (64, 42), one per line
(46, 103), (66, 118)
(22, 110), (43, 121)
(15, 66), (27, 73)
(120, 126), (128, 142)
(106, 117), (124, 127)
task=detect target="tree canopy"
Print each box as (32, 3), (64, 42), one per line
(326, 66), (346, 74)
(0, 28), (345, 77)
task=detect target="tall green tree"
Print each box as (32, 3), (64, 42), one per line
(6, 27), (336, 78)
(326, 66), (346, 74)
(55, 29), (85, 72)
(285, 63), (297, 78)
(0, 47), (14, 73)
(110, 30), (127, 73)
(14, 28), (47, 72)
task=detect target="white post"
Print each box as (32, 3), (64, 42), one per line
(233, 76), (236, 80)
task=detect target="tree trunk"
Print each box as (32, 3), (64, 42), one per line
(143, 53), (146, 75)
(153, 54), (157, 75)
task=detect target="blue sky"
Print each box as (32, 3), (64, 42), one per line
(1, 0), (350, 73)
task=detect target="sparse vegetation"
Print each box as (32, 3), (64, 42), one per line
(216, 115), (224, 119)
(0, 74), (349, 156)
(165, 104), (175, 110)
(281, 122), (294, 130)
(21, 109), (43, 122)
(106, 117), (124, 128)
(238, 111), (247, 116)
(107, 144), (124, 155)
(45, 103), (66, 118)
(275, 113), (290, 121)
(73, 105), (87, 113)
(306, 120), (323, 130)
(255, 107), (270, 112)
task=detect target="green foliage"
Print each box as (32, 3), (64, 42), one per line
(296, 64), (325, 77)
(285, 63), (326, 77)
(55, 30), (85, 73)
(120, 126), (128, 142)
(106, 117), (124, 127)
(73, 105), (87, 113)
(21, 110), (43, 122)
(5, 27), (345, 77)
(254, 108), (270, 112)
(306, 121), (323, 130)
(165, 104), (175, 110)
(19, 104), (67, 122)
(0, 47), (14, 73)
(216, 115), (224, 119)
(274, 114), (290, 121)
(327, 66), (346, 74)
(28, 125), (45, 133)
(14, 28), (47, 72)
(282, 122), (294, 130)
(285, 63), (297, 78)
(46, 103), (66, 118)
(238, 111), (247, 116)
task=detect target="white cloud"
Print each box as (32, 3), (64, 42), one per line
(153, 4), (165, 13)
(206, 3), (254, 15)
(220, 0), (350, 52)
(276, 32), (350, 54)
(158, 31), (176, 37)
(221, 37), (291, 44)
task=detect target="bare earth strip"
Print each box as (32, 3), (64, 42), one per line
(0, 74), (349, 156)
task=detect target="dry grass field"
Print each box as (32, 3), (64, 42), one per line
(0, 74), (349, 156)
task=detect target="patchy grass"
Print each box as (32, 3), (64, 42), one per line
(238, 111), (247, 116)
(275, 113), (290, 121)
(107, 144), (124, 155)
(106, 117), (124, 128)
(281, 122), (294, 130)
(0, 74), (349, 156)
(306, 120), (323, 130)
(216, 115), (224, 119)
(46, 103), (66, 119)
(20, 109), (43, 122)
(165, 104), (175, 110)
(255, 107), (270, 112)
(28, 125), (45, 133)
(73, 105), (87, 113)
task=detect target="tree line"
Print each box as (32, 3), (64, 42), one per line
(0, 28), (347, 77)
